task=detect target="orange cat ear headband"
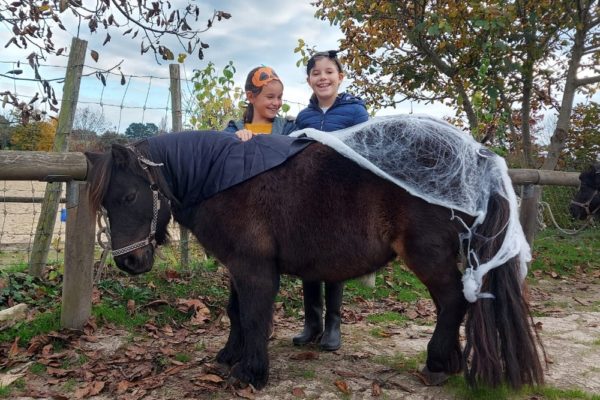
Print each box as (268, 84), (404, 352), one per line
(251, 67), (280, 88)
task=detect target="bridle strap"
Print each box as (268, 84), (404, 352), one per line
(570, 189), (600, 217)
(97, 146), (166, 257)
(110, 189), (161, 257)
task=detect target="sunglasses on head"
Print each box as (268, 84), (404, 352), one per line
(251, 67), (280, 88)
(313, 50), (338, 59)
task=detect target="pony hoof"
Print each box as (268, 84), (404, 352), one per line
(417, 366), (449, 386)
(216, 347), (241, 367)
(230, 363), (268, 390)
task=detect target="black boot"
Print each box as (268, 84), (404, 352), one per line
(293, 281), (323, 346)
(320, 282), (343, 351)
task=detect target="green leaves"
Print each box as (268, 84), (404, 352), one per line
(188, 61), (243, 130)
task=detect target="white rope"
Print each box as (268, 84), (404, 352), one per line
(539, 201), (595, 235)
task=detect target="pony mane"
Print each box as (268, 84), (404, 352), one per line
(87, 151), (113, 214)
(580, 163), (600, 188)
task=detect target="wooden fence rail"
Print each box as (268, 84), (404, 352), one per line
(1, 150), (581, 186)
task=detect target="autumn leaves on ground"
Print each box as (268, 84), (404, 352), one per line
(1, 231), (600, 400)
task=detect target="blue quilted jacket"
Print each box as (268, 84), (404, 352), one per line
(296, 92), (369, 132)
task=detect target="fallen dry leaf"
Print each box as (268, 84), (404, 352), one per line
(334, 379), (351, 394)
(291, 387), (306, 397)
(26, 335), (50, 354)
(289, 351), (319, 361)
(371, 381), (382, 396)
(235, 386), (256, 399)
(8, 337), (20, 358)
(116, 380), (131, 394)
(127, 299), (136, 315)
(196, 373), (224, 383)
(0, 371), (25, 387)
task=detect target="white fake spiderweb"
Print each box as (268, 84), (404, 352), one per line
(291, 115), (530, 303)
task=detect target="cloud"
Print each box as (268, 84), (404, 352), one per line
(0, 0), (456, 131)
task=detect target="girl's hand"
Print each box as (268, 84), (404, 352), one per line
(235, 129), (254, 141)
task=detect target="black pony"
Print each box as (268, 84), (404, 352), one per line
(570, 163), (600, 220)
(85, 127), (543, 390)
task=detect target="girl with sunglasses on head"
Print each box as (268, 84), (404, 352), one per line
(293, 50), (369, 352)
(224, 66), (295, 140)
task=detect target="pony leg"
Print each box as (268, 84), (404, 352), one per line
(400, 236), (467, 384)
(228, 266), (279, 389)
(216, 278), (244, 366)
(421, 268), (467, 384)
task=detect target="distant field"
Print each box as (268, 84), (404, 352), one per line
(0, 181), (66, 248)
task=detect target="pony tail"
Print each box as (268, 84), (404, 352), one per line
(463, 193), (544, 388)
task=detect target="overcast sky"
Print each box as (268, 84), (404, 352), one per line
(1, 0), (454, 133)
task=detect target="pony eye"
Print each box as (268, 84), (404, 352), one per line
(123, 192), (137, 204)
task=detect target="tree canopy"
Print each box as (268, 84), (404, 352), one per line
(10, 118), (57, 150)
(125, 122), (158, 139)
(304, 0), (600, 169)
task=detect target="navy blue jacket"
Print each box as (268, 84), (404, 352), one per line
(296, 93), (369, 132)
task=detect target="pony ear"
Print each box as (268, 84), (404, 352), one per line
(84, 151), (103, 167)
(111, 144), (132, 167)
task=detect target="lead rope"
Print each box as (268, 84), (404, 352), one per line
(539, 201), (595, 235)
(95, 208), (112, 282)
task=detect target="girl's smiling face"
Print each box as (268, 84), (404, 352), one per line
(307, 58), (344, 107)
(247, 80), (284, 123)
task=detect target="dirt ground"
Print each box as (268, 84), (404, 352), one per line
(0, 181), (66, 248)
(4, 272), (599, 400)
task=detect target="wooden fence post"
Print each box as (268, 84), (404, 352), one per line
(60, 181), (94, 329)
(519, 184), (542, 248)
(169, 64), (189, 269)
(29, 37), (87, 277)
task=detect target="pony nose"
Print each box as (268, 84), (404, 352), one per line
(116, 247), (154, 275)
(569, 203), (583, 220)
(116, 254), (140, 275)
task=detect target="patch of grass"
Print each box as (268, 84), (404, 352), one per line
(29, 362), (46, 375)
(531, 228), (600, 277)
(0, 309), (61, 345)
(62, 378), (78, 392)
(302, 369), (316, 379)
(524, 385), (600, 400)
(0, 385), (13, 398)
(446, 377), (513, 400)
(447, 377), (600, 400)
(0, 269), (62, 311)
(0, 262), (28, 274)
(140, 256), (229, 309)
(366, 311), (409, 325)
(372, 351), (425, 372)
(76, 353), (89, 366)
(92, 303), (148, 329)
(174, 353), (191, 363)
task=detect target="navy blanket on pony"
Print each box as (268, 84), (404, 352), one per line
(147, 130), (313, 217)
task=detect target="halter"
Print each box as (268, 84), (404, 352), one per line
(97, 149), (166, 258)
(569, 189), (600, 217)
